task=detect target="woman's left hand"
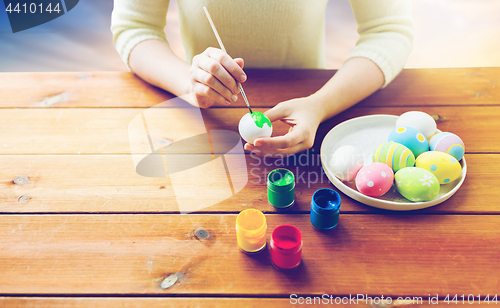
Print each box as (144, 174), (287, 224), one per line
(244, 96), (324, 157)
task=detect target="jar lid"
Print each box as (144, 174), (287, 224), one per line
(271, 224), (302, 254)
(311, 188), (341, 214)
(267, 169), (295, 192)
(236, 209), (267, 237)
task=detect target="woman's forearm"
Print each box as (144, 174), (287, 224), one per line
(129, 39), (191, 97)
(128, 40), (385, 117)
(312, 57), (385, 123)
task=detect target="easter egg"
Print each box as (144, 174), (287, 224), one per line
(429, 132), (465, 161)
(415, 151), (462, 184)
(396, 111), (437, 139)
(355, 162), (394, 197)
(373, 141), (415, 172)
(395, 167), (440, 202)
(238, 112), (272, 144)
(388, 126), (429, 157)
(329, 145), (364, 181)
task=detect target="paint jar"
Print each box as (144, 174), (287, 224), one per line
(267, 169), (295, 209)
(236, 209), (267, 253)
(270, 225), (302, 269)
(310, 188), (341, 230)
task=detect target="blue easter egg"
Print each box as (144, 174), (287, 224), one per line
(389, 126), (429, 158)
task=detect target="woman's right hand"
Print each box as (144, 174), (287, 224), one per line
(189, 47), (246, 108)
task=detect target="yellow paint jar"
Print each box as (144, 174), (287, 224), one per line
(236, 209), (267, 253)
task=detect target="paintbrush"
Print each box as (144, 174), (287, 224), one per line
(203, 6), (253, 114)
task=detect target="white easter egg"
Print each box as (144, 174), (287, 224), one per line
(396, 111), (437, 139)
(329, 145), (364, 181)
(238, 112), (272, 144)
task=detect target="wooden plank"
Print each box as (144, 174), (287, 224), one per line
(0, 72), (173, 108)
(0, 297), (478, 307)
(0, 106), (497, 155)
(0, 154), (496, 214)
(0, 298), (300, 308)
(0, 214), (498, 296)
(1, 68), (498, 108)
(361, 67), (500, 107)
(238, 68), (500, 108)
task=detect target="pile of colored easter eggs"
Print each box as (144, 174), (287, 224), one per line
(330, 111), (465, 202)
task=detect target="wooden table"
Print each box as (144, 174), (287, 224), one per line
(1, 68), (499, 307)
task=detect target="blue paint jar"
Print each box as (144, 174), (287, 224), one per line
(310, 188), (341, 230)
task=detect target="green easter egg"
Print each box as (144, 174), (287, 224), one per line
(373, 141), (415, 172)
(395, 167), (440, 202)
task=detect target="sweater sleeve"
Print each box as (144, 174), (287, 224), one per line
(347, 0), (414, 87)
(111, 0), (170, 69)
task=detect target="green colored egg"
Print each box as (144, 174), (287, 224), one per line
(395, 167), (440, 202)
(373, 141), (415, 172)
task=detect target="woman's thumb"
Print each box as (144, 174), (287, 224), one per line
(264, 103), (288, 123)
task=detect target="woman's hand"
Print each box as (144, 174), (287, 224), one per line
(189, 47), (246, 108)
(244, 96), (324, 157)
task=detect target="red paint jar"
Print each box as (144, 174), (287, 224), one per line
(270, 225), (302, 269)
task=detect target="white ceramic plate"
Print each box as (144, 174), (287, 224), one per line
(320, 115), (467, 211)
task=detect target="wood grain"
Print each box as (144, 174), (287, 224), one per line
(0, 154), (495, 214)
(0, 106), (497, 155)
(0, 298), (298, 308)
(0, 297), (474, 307)
(0, 214), (498, 296)
(1, 69), (498, 303)
(0, 72), (173, 108)
(1, 68), (498, 108)
(236, 68), (500, 108)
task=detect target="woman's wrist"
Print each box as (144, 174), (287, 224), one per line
(160, 60), (192, 97)
(165, 68), (191, 97)
(308, 91), (332, 124)
(308, 57), (385, 124)
(130, 39), (192, 98)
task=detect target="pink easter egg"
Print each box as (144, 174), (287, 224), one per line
(355, 162), (394, 197)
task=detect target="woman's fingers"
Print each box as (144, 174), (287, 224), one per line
(252, 102), (306, 150)
(191, 82), (230, 108)
(245, 141), (308, 157)
(195, 56), (239, 96)
(243, 97), (319, 156)
(204, 47), (247, 83)
(189, 48), (247, 107)
(199, 48), (246, 94)
(247, 125), (310, 156)
(264, 102), (291, 123)
(234, 58), (245, 69)
(191, 68), (236, 103)
(254, 126), (305, 148)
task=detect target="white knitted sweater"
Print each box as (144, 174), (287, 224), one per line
(111, 0), (413, 87)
